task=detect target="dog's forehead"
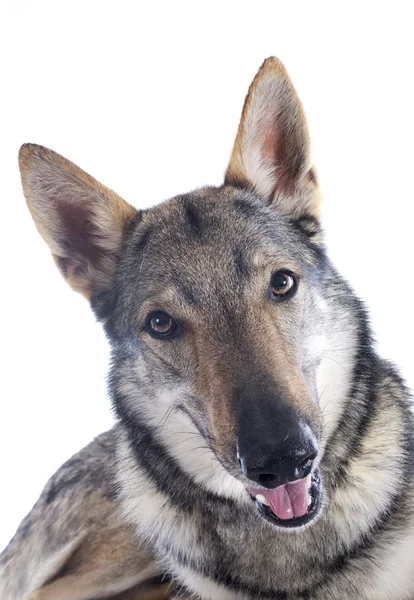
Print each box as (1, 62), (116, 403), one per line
(120, 187), (315, 311)
(135, 187), (297, 268)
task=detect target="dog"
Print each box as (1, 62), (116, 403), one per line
(1, 57), (414, 600)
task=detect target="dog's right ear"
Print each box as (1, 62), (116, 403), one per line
(19, 144), (138, 299)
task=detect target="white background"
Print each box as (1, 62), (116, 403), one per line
(1, 1), (413, 551)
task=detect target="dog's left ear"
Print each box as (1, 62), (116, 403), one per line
(225, 57), (321, 220)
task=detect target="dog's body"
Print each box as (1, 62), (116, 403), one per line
(1, 58), (414, 600)
(0, 428), (167, 600)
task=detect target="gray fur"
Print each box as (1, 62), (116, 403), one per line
(0, 429), (163, 600)
(2, 57), (414, 600)
(109, 186), (414, 599)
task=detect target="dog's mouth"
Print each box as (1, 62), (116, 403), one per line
(247, 469), (322, 528)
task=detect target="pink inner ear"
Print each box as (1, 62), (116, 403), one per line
(261, 108), (307, 198)
(261, 121), (279, 196)
(56, 199), (107, 268)
(262, 127), (278, 167)
(258, 109), (298, 199)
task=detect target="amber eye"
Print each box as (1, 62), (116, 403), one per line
(147, 311), (175, 337)
(270, 271), (297, 299)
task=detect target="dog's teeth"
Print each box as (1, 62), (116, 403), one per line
(306, 474), (312, 488)
(256, 494), (270, 507)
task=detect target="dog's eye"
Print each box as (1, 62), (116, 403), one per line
(147, 311), (175, 337)
(270, 271), (297, 300)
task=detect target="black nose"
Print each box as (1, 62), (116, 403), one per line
(238, 420), (318, 489)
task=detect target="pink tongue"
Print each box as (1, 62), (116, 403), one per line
(250, 479), (310, 520)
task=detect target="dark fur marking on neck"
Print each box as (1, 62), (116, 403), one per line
(161, 542), (295, 599)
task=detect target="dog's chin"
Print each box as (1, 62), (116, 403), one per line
(247, 469), (322, 529)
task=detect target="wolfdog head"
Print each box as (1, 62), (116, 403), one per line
(19, 58), (352, 529)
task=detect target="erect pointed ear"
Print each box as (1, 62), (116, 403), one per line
(19, 144), (138, 299)
(225, 57), (321, 221)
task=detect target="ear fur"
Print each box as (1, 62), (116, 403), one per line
(225, 57), (321, 220)
(19, 144), (138, 299)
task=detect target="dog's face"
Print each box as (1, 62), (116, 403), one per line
(19, 58), (330, 529)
